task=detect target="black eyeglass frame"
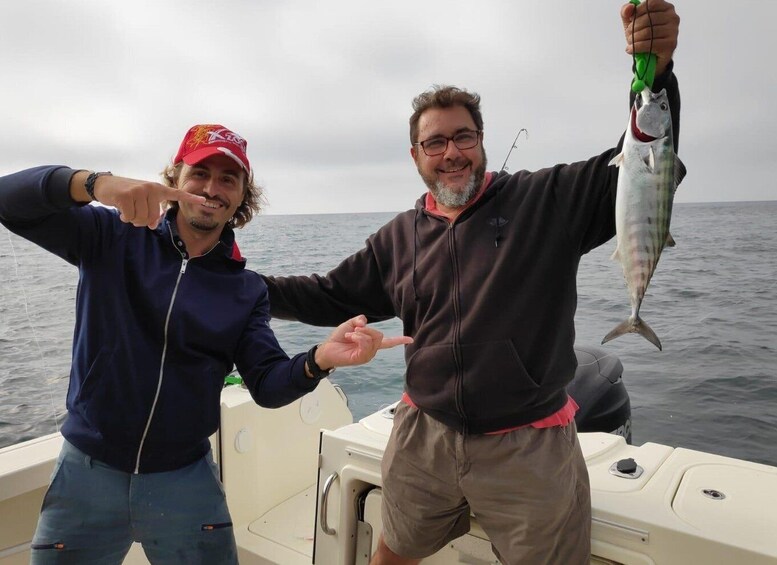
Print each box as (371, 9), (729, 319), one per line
(414, 129), (483, 157)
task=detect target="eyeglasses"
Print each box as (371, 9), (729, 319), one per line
(414, 130), (482, 156)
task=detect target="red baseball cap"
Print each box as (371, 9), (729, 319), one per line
(174, 124), (250, 173)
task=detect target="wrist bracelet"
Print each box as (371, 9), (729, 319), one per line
(84, 171), (112, 201)
(306, 344), (335, 379)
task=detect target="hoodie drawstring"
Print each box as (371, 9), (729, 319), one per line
(494, 183), (503, 247)
(491, 175), (508, 248)
(412, 207), (420, 301)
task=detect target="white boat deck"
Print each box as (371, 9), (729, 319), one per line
(2, 382), (776, 565)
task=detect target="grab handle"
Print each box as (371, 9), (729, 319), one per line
(320, 472), (339, 535)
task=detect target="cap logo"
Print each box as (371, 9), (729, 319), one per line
(187, 125), (247, 153)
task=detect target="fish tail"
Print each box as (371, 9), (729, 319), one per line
(601, 316), (663, 351)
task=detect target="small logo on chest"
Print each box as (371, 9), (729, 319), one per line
(488, 217), (509, 227)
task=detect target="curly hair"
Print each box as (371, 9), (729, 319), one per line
(409, 85), (484, 145)
(159, 162), (265, 228)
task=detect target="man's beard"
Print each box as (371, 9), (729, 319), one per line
(421, 153), (487, 209)
(185, 197), (229, 232)
(188, 217), (219, 232)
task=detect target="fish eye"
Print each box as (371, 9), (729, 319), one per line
(660, 102), (669, 111)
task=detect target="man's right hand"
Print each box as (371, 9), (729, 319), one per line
(69, 170), (205, 229)
(621, 0), (679, 77)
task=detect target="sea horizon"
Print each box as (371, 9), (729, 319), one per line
(2, 200), (776, 467)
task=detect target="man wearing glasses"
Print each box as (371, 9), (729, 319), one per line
(264, 1), (681, 563)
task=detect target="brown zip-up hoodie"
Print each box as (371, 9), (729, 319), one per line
(265, 70), (680, 434)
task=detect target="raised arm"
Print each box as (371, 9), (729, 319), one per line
(68, 169), (205, 229)
(0, 166), (204, 228)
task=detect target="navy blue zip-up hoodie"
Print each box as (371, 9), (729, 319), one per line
(0, 166), (319, 473)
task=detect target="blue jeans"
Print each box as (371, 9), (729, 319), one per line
(30, 440), (238, 564)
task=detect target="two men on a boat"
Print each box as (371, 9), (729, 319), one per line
(0, 0), (681, 562)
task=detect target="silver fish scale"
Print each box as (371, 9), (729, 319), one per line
(621, 138), (674, 302)
(603, 88), (685, 351)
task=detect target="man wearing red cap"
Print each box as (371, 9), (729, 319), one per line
(0, 124), (412, 564)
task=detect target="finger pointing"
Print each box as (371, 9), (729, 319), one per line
(379, 336), (414, 349)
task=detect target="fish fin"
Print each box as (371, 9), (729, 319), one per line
(665, 232), (676, 247)
(674, 155), (687, 188)
(647, 146), (656, 173)
(608, 153), (624, 168)
(602, 316), (662, 351)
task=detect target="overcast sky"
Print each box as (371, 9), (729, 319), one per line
(1, 1), (774, 215)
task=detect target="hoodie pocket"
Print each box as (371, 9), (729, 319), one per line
(74, 349), (112, 404)
(406, 343), (460, 415)
(459, 340), (540, 420)
(73, 348), (128, 439)
(406, 340), (540, 419)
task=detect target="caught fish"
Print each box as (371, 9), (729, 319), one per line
(602, 88), (687, 351)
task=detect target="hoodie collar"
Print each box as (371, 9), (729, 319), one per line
(160, 208), (245, 265)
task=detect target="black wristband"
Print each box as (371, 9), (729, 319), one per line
(84, 171), (112, 201)
(306, 344), (334, 379)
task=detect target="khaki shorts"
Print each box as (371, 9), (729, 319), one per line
(380, 402), (591, 564)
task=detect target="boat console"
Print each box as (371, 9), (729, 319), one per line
(314, 404), (777, 564)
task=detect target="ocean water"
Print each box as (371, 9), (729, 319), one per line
(1, 201), (776, 467)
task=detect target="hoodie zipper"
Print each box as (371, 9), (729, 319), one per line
(447, 222), (467, 433)
(133, 229), (227, 472)
(421, 210), (469, 433)
(133, 253), (188, 474)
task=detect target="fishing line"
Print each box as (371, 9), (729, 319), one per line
(4, 229), (61, 432)
(631, 0), (654, 84)
(575, 354), (619, 368)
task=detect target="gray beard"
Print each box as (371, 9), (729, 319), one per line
(421, 150), (488, 209)
(429, 159), (487, 209)
(432, 174), (480, 208)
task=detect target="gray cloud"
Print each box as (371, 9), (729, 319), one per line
(2, 0), (774, 214)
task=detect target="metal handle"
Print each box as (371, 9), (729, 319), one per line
(320, 472), (339, 535)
